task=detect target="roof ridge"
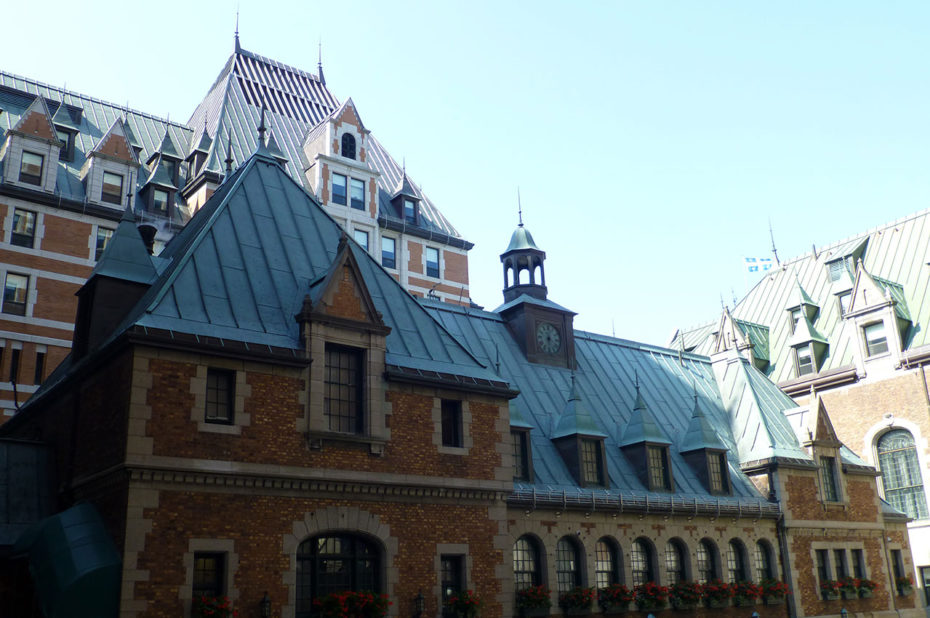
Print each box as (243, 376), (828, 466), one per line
(237, 46), (324, 85)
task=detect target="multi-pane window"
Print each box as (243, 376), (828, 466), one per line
(102, 171), (124, 205)
(441, 554), (465, 613)
(57, 129), (74, 162)
(647, 445), (671, 490)
(833, 549), (848, 579)
(95, 227), (114, 261)
(754, 542), (774, 581)
(512, 430), (531, 481)
(828, 259), (849, 282)
(341, 133), (356, 160)
(595, 538), (619, 589)
(296, 535), (379, 618)
(820, 456), (840, 502)
(795, 344), (815, 376)
(381, 237), (396, 269)
(864, 322), (889, 356)
(152, 189), (169, 215)
(350, 178), (365, 210)
(513, 536), (541, 591)
(353, 230), (369, 251)
(11, 209), (36, 248)
(665, 541), (685, 585)
(332, 173), (347, 205)
(205, 369), (234, 424)
(727, 540), (746, 584)
(324, 345), (364, 434)
(891, 549), (904, 582)
(441, 399), (462, 447)
(556, 537), (581, 593)
(708, 452), (728, 494)
(9, 348), (20, 383)
(192, 552), (226, 599)
(877, 429), (929, 519)
(581, 439), (605, 486)
(2, 273), (28, 316)
(838, 292), (851, 317)
(815, 549), (830, 588)
(696, 540), (716, 584)
(630, 539), (653, 586)
(404, 198), (417, 225)
(19, 152), (43, 185)
(34, 350), (45, 385)
(789, 308), (802, 334)
(426, 247), (440, 278)
(851, 549), (865, 579)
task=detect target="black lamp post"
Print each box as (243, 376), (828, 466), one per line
(260, 591), (272, 618)
(414, 591), (425, 618)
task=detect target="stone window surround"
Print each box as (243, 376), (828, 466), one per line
(179, 538), (239, 618)
(863, 417), (930, 512)
(434, 544), (472, 610)
(809, 541), (869, 590)
(433, 395), (472, 455)
(4, 206), (44, 250)
(189, 363), (250, 435)
(816, 447), (847, 506)
(2, 270), (32, 317)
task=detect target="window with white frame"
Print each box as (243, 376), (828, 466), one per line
(863, 321), (889, 357)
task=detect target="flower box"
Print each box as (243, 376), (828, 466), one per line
(601, 604), (630, 615)
(671, 599), (696, 611)
(822, 591), (839, 601)
(898, 585), (913, 597)
(564, 609), (592, 616)
(733, 597), (757, 607)
(705, 598), (729, 609)
(858, 590), (873, 599)
(762, 596), (785, 606)
(521, 608), (551, 618)
(635, 601), (667, 612)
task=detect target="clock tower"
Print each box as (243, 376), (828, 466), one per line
(498, 220), (576, 368)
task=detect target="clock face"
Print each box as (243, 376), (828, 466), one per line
(536, 322), (562, 354)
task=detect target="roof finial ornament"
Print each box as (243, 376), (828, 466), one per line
(225, 134), (233, 173)
(257, 106), (267, 143)
(634, 370), (640, 393)
(769, 218), (781, 267)
(234, 3), (241, 51)
(517, 187), (523, 227)
(317, 38), (326, 85)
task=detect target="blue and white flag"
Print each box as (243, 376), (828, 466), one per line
(744, 257), (774, 273)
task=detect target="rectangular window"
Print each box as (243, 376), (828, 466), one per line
(828, 259), (848, 282)
(838, 292), (851, 317)
(647, 445), (671, 490)
(8, 348), (19, 383)
(101, 171), (124, 205)
(324, 344), (364, 434)
(789, 308), (802, 333)
(353, 230), (369, 251)
(19, 152), (43, 185)
(512, 430), (530, 481)
(796, 344), (815, 376)
(821, 456), (839, 502)
(34, 350), (45, 385)
(2, 273), (28, 316)
(332, 173), (347, 205)
(57, 129), (73, 162)
(152, 189), (169, 215)
(441, 399), (462, 447)
(205, 369), (234, 424)
(192, 552), (226, 599)
(11, 209), (36, 248)
(708, 451), (728, 494)
(381, 237), (396, 269)
(816, 548), (831, 584)
(95, 227), (114, 261)
(864, 322), (889, 356)
(833, 549), (848, 579)
(440, 555), (465, 614)
(851, 549), (865, 579)
(426, 247), (440, 278)
(581, 439), (605, 486)
(350, 178), (365, 210)
(404, 198), (417, 224)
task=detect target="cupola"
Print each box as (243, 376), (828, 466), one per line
(501, 217), (546, 303)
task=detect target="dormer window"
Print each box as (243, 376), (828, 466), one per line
(794, 343), (815, 376)
(789, 308), (802, 333)
(647, 444), (672, 490)
(19, 152), (43, 185)
(152, 189), (169, 216)
(404, 198), (417, 225)
(863, 321), (888, 356)
(707, 451), (730, 495)
(581, 439), (606, 486)
(56, 129), (74, 162)
(827, 257), (853, 282)
(512, 429), (533, 481)
(162, 159), (178, 186)
(341, 133), (356, 160)
(820, 455), (840, 502)
(838, 292), (851, 317)
(332, 173), (347, 205)
(102, 172), (124, 205)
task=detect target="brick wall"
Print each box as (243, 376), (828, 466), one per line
(40, 212), (93, 258)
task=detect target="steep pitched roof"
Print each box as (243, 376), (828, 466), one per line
(9, 96), (56, 140)
(552, 377), (607, 439)
(89, 207), (157, 285)
(679, 390), (728, 453)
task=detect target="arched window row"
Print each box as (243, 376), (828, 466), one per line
(513, 535), (778, 591)
(876, 428), (929, 520)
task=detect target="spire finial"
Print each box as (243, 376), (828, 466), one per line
(257, 106), (267, 143)
(234, 4), (240, 51)
(225, 134), (233, 173)
(317, 38), (326, 85)
(769, 218), (781, 267)
(634, 370), (639, 392)
(517, 187), (523, 227)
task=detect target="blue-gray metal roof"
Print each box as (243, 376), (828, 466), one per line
(90, 208), (157, 285)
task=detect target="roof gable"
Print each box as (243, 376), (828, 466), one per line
(552, 376), (607, 439)
(89, 207), (157, 285)
(89, 119), (140, 166)
(9, 96), (57, 141)
(805, 395), (842, 448)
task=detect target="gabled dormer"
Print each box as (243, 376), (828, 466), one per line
(185, 126), (212, 181)
(79, 118), (140, 209)
(0, 96), (60, 192)
(846, 260), (910, 364)
(51, 102), (81, 163)
(786, 276), (819, 333)
(122, 119), (144, 161)
(679, 390), (731, 495)
(711, 308), (769, 372)
(550, 377), (608, 488)
(263, 130), (289, 167)
(181, 131), (225, 213)
(140, 156), (178, 219)
(802, 395), (846, 504)
(146, 129), (183, 188)
(619, 381), (674, 492)
(391, 170), (421, 226)
(824, 235), (868, 283)
(510, 401), (535, 482)
(787, 313), (828, 377)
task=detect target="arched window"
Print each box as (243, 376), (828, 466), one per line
(727, 540), (748, 583)
(296, 534), (380, 617)
(877, 429), (929, 520)
(754, 541), (774, 581)
(595, 537), (621, 589)
(695, 539), (718, 584)
(514, 536), (543, 591)
(665, 539), (688, 585)
(556, 536), (583, 593)
(341, 133), (356, 160)
(631, 538), (655, 586)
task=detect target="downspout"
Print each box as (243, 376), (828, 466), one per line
(773, 468), (798, 618)
(880, 532), (901, 617)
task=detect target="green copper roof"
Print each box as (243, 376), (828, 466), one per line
(786, 276), (818, 310)
(787, 313), (828, 346)
(873, 275), (911, 321)
(154, 128), (182, 160)
(504, 225), (542, 254)
(51, 103), (80, 132)
(733, 319), (770, 362)
(142, 156), (177, 190)
(190, 129), (212, 156)
(89, 208), (157, 285)
(509, 400), (534, 429)
(679, 393), (728, 453)
(552, 376), (608, 439)
(618, 386), (672, 447)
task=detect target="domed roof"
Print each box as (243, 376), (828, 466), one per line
(504, 225), (541, 253)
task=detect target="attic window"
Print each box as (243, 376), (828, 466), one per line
(838, 292), (851, 317)
(404, 199), (418, 225)
(707, 451), (730, 494)
(794, 344), (815, 376)
(341, 133), (356, 160)
(863, 322), (888, 357)
(512, 430), (532, 481)
(151, 189), (169, 215)
(647, 445), (672, 490)
(581, 438), (605, 487)
(820, 456), (840, 502)
(56, 129), (74, 162)
(828, 258), (851, 282)
(19, 151), (43, 185)
(102, 172), (124, 205)
(789, 308), (802, 334)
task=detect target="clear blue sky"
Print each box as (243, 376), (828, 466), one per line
(5, 1), (930, 345)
